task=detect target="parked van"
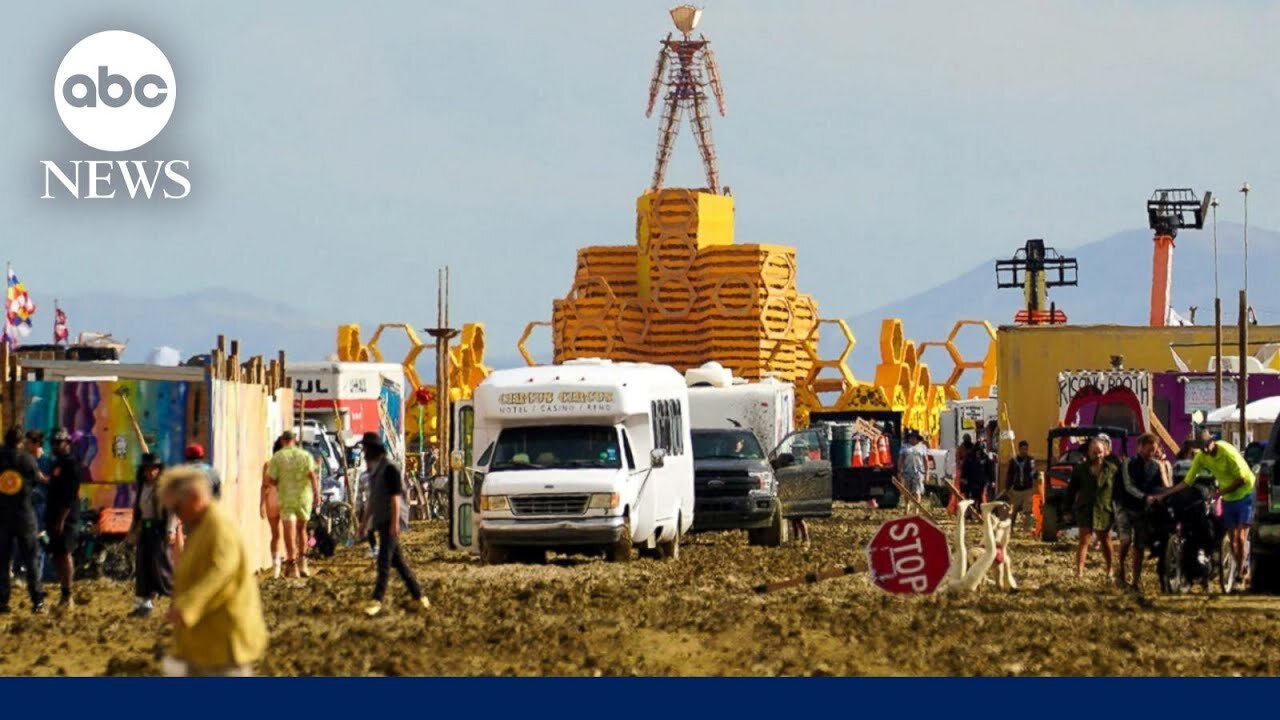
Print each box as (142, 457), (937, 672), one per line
(459, 359), (694, 564)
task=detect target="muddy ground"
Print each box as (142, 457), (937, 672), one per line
(5, 502), (1280, 676)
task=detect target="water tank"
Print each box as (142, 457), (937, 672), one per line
(685, 361), (732, 388)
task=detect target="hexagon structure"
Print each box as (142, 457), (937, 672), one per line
(801, 317), (856, 366)
(917, 320), (999, 402)
(879, 319), (905, 365)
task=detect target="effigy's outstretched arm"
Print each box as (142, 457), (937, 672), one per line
(645, 37), (671, 118)
(703, 43), (726, 116)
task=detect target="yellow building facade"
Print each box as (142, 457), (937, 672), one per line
(997, 323), (1280, 463)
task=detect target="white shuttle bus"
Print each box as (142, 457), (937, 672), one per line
(459, 359), (694, 564)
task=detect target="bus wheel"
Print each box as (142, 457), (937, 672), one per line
(659, 514), (681, 561)
(480, 538), (508, 566)
(607, 517), (634, 563)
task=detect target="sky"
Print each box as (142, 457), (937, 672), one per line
(2, 0), (1279, 360)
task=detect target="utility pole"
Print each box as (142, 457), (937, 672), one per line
(1212, 195), (1222, 408)
(425, 267), (460, 473)
(1239, 289), (1249, 444)
(1238, 182), (1251, 444)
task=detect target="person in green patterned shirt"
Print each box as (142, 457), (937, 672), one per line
(267, 431), (319, 578)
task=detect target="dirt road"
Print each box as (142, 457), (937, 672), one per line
(5, 503), (1280, 676)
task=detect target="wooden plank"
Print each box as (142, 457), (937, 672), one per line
(753, 561), (865, 594)
(1149, 411), (1179, 456)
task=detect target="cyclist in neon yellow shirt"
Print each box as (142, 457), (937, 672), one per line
(1151, 430), (1255, 585)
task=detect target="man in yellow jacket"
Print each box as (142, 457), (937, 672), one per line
(159, 465), (267, 676)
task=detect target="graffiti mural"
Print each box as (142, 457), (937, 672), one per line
(20, 380), (208, 510)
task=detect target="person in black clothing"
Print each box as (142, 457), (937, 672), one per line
(1005, 440), (1037, 531)
(0, 426), (45, 614)
(1114, 433), (1170, 590)
(963, 439), (994, 506)
(46, 428), (82, 608)
(128, 453), (174, 617)
(356, 432), (429, 617)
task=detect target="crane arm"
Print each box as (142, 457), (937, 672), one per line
(645, 36), (671, 118)
(703, 43), (726, 116)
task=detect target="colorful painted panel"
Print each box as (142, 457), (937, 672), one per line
(19, 380), (207, 510)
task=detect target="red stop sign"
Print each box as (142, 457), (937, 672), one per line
(866, 516), (950, 594)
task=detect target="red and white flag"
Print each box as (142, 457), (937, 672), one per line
(54, 303), (69, 343)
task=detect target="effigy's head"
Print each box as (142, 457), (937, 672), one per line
(669, 5), (702, 34)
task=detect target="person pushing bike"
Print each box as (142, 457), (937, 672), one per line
(1150, 430), (1254, 588)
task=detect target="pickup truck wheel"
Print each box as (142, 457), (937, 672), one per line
(607, 517), (634, 563)
(754, 506), (787, 548)
(480, 538), (508, 566)
(658, 514), (681, 561)
(1040, 504), (1060, 542)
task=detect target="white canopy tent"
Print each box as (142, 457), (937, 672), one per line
(1205, 395), (1280, 446)
(1206, 396), (1280, 424)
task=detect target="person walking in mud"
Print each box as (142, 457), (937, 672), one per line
(46, 429), (82, 609)
(161, 465), (267, 676)
(962, 438), (994, 506)
(356, 433), (429, 617)
(128, 453), (176, 617)
(10, 430), (49, 586)
(260, 436), (284, 578)
(1151, 430), (1255, 587)
(0, 426), (46, 614)
(1114, 433), (1169, 590)
(898, 432), (929, 506)
(267, 431), (320, 578)
(1067, 437), (1115, 580)
(1005, 440), (1036, 531)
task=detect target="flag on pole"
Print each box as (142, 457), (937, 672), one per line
(4, 266), (36, 348)
(54, 302), (69, 344)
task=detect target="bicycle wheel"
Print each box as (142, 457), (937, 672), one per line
(324, 502), (354, 545)
(1162, 535), (1187, 594)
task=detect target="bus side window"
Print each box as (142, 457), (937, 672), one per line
(620, 429), (636, 470)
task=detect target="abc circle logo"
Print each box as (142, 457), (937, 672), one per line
(54, 30), (176, 152)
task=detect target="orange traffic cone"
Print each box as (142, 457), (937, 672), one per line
(851, 440), (865, 467)
(878, 436), (892, 466)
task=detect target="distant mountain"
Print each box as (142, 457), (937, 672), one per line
(848, 223), (1279, 378)
(49, 288), (334, 363)
(28, 223), (1279, 383)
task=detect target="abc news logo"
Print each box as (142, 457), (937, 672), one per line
(41, 30), (190, 199)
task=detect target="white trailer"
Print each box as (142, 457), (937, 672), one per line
(684, 361), (795, 450)
(938, 398), (998, 450)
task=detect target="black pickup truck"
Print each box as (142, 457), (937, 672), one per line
(809, 410), (903, 508)
(1250, 412), (1280, 592)
(691, 427), (832, 546)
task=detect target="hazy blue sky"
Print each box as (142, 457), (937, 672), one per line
(3, 0), (1278, 358)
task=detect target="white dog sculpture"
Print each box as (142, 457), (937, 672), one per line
(942, 500), (1016, 592)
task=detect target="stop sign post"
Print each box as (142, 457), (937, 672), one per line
(866, 516), (950, 594)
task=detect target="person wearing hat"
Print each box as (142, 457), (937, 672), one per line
(0, 425), (46, 614)
(128, 453), (176, 617)
(184, 443), (221, 501)
(44, 428), (83, 608)
(1151, 429), (1256, 587)
(266, 430), (320, 578)
(356, 432), (428, 616)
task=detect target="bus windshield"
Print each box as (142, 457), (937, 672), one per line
(490, 425), (623, 471)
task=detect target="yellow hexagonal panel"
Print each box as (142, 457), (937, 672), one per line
(518, 322), (553, 366)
